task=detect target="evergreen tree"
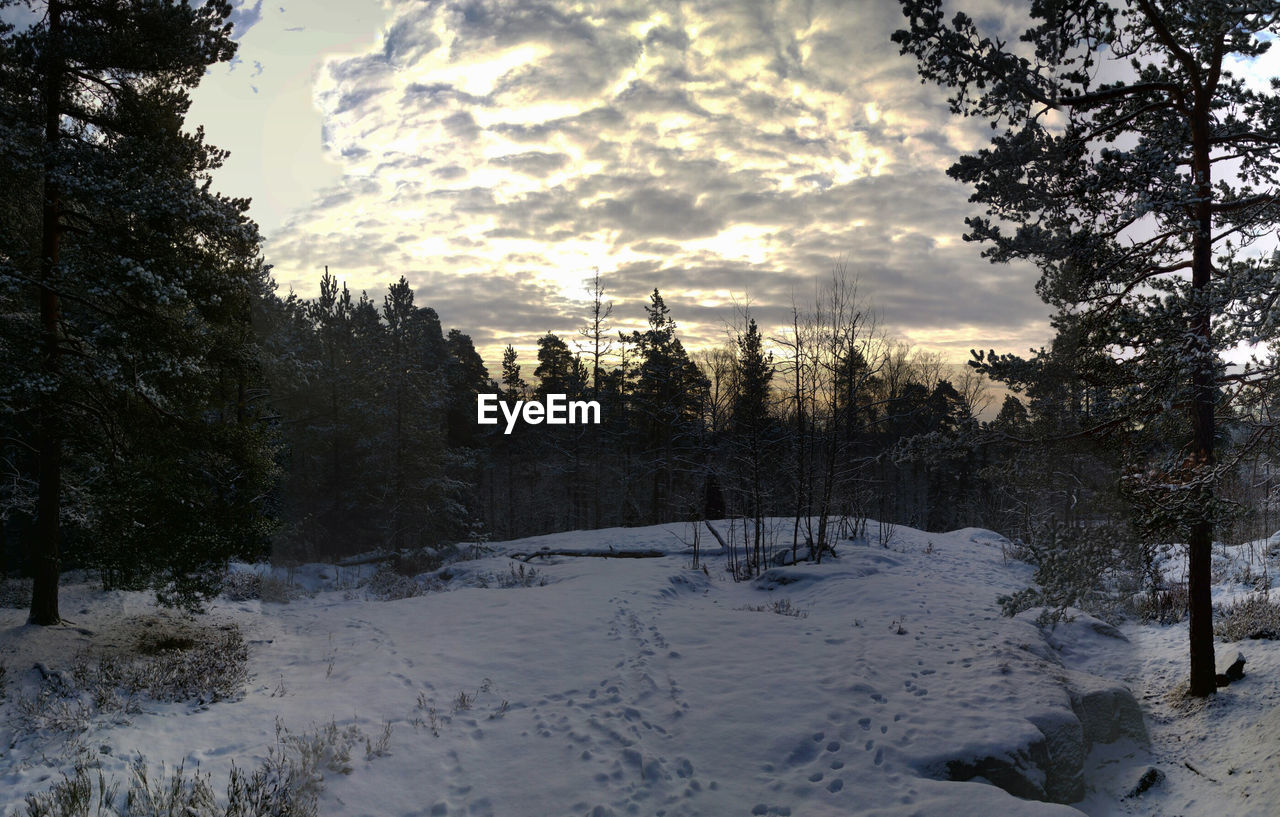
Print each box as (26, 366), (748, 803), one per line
(445, 327), (489, 446)
(534, 333), (585, 398)
(895, 0), (1280, 694)
(732, 318), (775, 572)
(624, 290), (708, 522)
(500, 344), (527, 403)
(0, 0), (276, 620)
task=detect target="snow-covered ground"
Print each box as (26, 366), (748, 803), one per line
(1070, 536), (1280, 817)
(0, 520), (1273, 816)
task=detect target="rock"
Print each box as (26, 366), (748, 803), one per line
(1125, 766), (1164, 799)
(1226, 652), (1246, 682)
(943, 737), (1058, 803)
(1216, 650), (1246, 685)
(1064, 669), (1149, 746)
(1029, 710), (1087, 802)
(916, 621), (1148, 806)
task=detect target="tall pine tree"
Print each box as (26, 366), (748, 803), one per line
(895, 0), (1280, 694)
(0, 0), (275, 620)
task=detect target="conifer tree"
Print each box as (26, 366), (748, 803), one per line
(501, 344), (528, 403)
(895, 0), (1280, 694)
(534, 333), (585, 398)
(624, 290), (708, 522)
(733, 318), (774, 572)
(0, 0), (275, 621)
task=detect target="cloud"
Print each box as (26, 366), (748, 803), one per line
(227, 0), (265, 41)
(260, 0), (1049, 370)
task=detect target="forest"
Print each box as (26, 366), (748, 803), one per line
(11, 0), (1280, 814)
(5, 0), (1280, 656)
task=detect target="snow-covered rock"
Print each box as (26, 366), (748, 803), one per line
(1065, 669), (1148, 747)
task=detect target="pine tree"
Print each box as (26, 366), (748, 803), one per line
(0, 0), (274, 620)
(895, 0), (1280, 694)
(578, 269), (613, 398)
(534, 333), (585, 398)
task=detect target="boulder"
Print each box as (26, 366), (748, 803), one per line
(1216, 650), (1246, 686)
(1124, 767), (1164, 799)
(1063, 669), (1149, 746)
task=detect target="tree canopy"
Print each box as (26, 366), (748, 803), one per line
(895, 0), (1280, 695)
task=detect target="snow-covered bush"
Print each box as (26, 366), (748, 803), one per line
(391, 545), (455, 577)
(220, 571), (262, 601)
(222, 569), (304, 602)
(1133, 583), (1188, 625)
(259, 576), (306, 604)
(737, 598), (808, 618)
(1214, 593), (1280, 641)
(17, 716), (396, 817)
(130, 626), (249, 703)
(31, 621), (249, 722)
(363, 567), (425, 601)
(473, 563), (546, 589)
(12, 687), (96, 738)
(997, 521), (1150, 624)
(996, 587), (1043, 619)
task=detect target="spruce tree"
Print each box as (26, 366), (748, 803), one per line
(895, 0), (1280, 694)
(500, 344), (527, 402)
(624, 290), (708, 522)
(733, 318), (774, 572)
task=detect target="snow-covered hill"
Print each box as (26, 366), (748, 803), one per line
(0, 520), (1215, 816)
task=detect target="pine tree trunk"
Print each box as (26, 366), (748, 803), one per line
(30, 0), (64, 626)
(1187, 111), (1217, 697)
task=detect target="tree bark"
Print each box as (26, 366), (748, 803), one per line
(30, 0), (64, 626)
(1186, 107), (1217, 697)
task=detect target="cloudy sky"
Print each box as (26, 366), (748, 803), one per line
(186, 0), (1092, 371)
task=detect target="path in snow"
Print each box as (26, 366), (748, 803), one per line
(1073, 613), (1280, 816)
(1, 521), (1149, 817)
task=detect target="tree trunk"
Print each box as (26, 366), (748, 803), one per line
(1187, 109), (1217, 697)
(30, 0), (64, 626)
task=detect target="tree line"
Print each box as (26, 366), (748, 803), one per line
(246, 263), (1060, 579)
(10, 0), (1280, 709)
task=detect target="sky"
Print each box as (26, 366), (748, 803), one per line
(184, 0), (1278, 376)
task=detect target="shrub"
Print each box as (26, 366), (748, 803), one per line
(474, 563), (546, 589)
(125, 760), (217, 817)
(391, 546), (454, 577)
(1215, 592), (1280, 642)
(258, 576), (305, 604)
(17, 717), (394, 817)
(997, 587), (1043, 619)
(997, 521), (1150, 624)
(220, 572), (262, 601)
(1134, 583), (1189, 625)
(21, 764), (118, 817)
(363, 568), (425, 601)
(736, 598), (809, 618)
(14, 620), (250, 746)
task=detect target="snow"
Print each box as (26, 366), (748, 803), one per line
(0, 518), (1255, 817)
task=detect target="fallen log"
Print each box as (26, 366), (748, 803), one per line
(509, 549), (666, 562)
(335, 552), (397, 567)
(702, 519), (731, 554)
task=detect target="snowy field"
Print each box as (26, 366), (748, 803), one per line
(1, 520), (1277, 816)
